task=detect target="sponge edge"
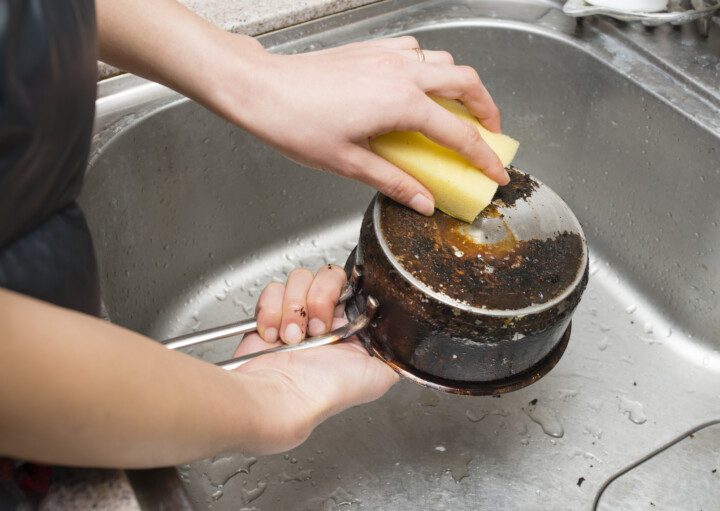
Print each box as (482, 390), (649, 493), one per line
(369, 97), (519, 223)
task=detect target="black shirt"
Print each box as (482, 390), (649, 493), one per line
(0, 0), (100, 315)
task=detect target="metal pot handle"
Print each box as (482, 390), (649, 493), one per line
(162, 267), (374, 370)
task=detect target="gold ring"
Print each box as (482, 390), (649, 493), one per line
(413, 47), (426, 63)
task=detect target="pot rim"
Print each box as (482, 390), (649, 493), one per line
(372, 180), (588, 318)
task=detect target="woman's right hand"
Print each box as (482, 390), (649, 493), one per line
(210, 35), (508, 216)
(98, 0), (506, 217)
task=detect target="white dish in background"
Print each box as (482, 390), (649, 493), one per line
(586, 0), (667, 11)
(563, 0), (720, 31)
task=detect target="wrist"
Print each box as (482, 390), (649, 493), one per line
(202, 32), (274, 129)
(225, 369), (319, 455)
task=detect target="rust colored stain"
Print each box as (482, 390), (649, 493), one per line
(379, 195), (584, 310)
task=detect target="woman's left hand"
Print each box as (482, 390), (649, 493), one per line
(231, 266), (398, 452)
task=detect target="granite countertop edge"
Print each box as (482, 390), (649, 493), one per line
(98, 0), (379, 80)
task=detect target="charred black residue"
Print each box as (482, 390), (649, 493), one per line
(492, 165), (539, 208)
(380, 199), (584, 310)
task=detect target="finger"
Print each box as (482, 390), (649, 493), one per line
(334, 302), (345, 319)
(343, 144), (435, 216)
(280, 268), (314, 344)
(233, 332), (282, 358)
(404, 96), (509, 185)
(353, 35), (420, 50)
(306, 265), (347, 336)
(255, 282), (285, 343)
(416, 64), (502, 133)
(398, 49), (454, 65)
(312, 36), (420, 55)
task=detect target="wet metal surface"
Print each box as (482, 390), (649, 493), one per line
(86, 0), (720, 509)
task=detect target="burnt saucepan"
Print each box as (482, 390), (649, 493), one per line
(164, 167), (588, 396)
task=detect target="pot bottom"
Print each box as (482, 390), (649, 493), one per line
(364, 324), (571, 396)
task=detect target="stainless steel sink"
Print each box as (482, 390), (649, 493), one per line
(84, 0), (720, 509)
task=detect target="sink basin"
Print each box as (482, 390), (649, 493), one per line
(83, 0), (720, 509)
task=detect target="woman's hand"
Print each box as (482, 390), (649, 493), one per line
(216, 36), (508, 216)
(97, 1), (507, 216)
(0, 268), (395, 465)
(231, 266), (398, 453)
(253, 265), (347, 344)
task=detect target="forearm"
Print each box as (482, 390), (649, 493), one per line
(0, 289), (295, 467)
(96, 0), (261, 117)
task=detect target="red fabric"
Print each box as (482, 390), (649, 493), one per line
(16, 464), (54, 495)
(0, 458), (14, 482)
(1, 459), (55, 499)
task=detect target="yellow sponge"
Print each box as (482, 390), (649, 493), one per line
(370, 97), (519, 223)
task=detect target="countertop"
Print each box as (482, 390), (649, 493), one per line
(98, 0), (379, 79)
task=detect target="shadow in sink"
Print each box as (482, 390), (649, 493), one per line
(83, 1), (720, 509)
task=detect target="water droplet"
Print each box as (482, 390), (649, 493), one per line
(525, 403), (564, 438)
(618, 396), (647, 424)
(465, 409), (487, 423)
(625, 304), (637, 314)
(639, 335), (663, 346)
(447, 452), (473, 482)
(568, 449), (602, 462)
(643, 322), (653, 334)
(418, 389), (440, 407)
(309, 487), (360, 509)
(278, 468), (313, 482)
(240, 480), (267, 504)
(558, 389), (579, 401)
(435, 445), (446, 452)
(205, 454), (257, 487)
(583, 425), (603, 439)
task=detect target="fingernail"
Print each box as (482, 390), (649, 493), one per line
(284, 323), (303, 344)
(409, 193), (434, 216)
(308, 318), (325, 336)
(502, 168), (511, 185)
(264, 327), (277, 343)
